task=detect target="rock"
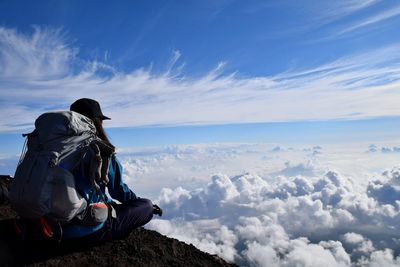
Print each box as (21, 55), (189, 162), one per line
(0, 205), (237, 267)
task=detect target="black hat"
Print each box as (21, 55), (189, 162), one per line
(70, 98), (111, 120)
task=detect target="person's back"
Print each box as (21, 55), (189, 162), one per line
(10, 98), (162, 242)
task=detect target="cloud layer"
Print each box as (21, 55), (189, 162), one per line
(1, 26), (400, 132)
(148, 169), (400, 266)
(129, 143), (400, 266)
(1, 139), (399, 266)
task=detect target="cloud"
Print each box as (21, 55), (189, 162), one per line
(282, 239), (350, 267)
(146, 147), (400, 266)
(244, 1), (380, 25)
(368, 249), (400, 267)
(367, 144), (400, 153)
(275, 160), (317, 177)
(308, 0), (381, 26)
(337, 4), (400, 35)
(367, 168), (400, 206)
(0, 26), (76, 80)
(117, 143), (278, 196)
(342, 232), (375, 259)
(382, 147), (400, 153)
(147, 219), (238, 262)
(368, 144), (378, 153)
(4, 140), (398, 266)
(281, 1), (397, 41)
(1, 26), (400, 132)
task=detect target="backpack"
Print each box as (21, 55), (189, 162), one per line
(9, 111), (113, 224)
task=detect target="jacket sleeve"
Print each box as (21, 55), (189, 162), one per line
(107, 154), (137, 203)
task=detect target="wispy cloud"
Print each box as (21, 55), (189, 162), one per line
(248, 0), (398, 42)
(244, 0), (381, 35)
(0, 26), (76, 80)
(1, 26), (400, 132)
(336, 3), (400, 35)
(244, 0), (379, 18)
(310, 0), (381, 23)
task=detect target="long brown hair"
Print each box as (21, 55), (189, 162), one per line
(92, 117), (115, 149)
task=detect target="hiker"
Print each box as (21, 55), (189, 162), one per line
(9, 98), (162, 243)
(62, 98), (162, 241)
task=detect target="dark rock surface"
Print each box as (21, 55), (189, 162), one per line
(0, 206), (237, 267)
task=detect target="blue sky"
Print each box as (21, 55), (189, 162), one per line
(1, 0), (399, 75)
(1, 0), (400, 159)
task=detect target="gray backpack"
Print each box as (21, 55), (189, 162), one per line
(9, 111), (112, 224)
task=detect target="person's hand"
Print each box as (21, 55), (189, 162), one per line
(153, 204), (163, 216)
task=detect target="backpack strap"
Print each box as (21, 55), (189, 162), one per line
(94, 139), (115, 184)
(87, 139), (115, 193)
(70, 138), (116, 229)
(88, 143), (102, 192)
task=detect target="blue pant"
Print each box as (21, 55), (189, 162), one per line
(101, 198), (154, 241)
(75, 198), (154, 242)
(2, 198), (154, 243)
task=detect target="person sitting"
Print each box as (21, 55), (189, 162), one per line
(61, 98), (162, 241)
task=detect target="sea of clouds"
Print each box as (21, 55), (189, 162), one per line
(115, 142), (400, 266)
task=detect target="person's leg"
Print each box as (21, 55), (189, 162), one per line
(101, 198), (154, 241)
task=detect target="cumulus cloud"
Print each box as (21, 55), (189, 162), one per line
(342, 232), (375, 260)
(148, 219), (238, 262)
(3, 139), (398, 266)
(145, 144), (400, 266)
(368, 144), (378, 153)
(117, 143), (276, 196)
(382, 147), (400, 153)
(368, 249), (400, 267)
(275, 160), (317, 177)
(368, 144), (400, 153)
(2, 26), (400, 132)
(367, 167), (400, 206)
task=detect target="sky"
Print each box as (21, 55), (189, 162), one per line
(1, 0), (400, 142)
(1, 1), (400, 266)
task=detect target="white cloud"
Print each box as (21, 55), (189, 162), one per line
(141, 142), (400, 266)
(282, 239), (350, 267)
(308, 0), (381, 26)
(148, 163), (400, 265)
(342, 232), (375, 258)
(148, 219), (238, 262)
(3, 140), (400, 266)
(1, 26), (400, 132)
(245, 1), (380, 26)
(368, 249), (400, 267)
(243, 242), (280, 267)
(368, 144), (400, 153)
(337, 4), (400, 35)
(275, 160), (317, 177)
(367, 167), (400, 206)
(0, 26), (76, 80)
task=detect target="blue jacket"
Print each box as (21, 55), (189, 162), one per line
(62, 154), (137, 238)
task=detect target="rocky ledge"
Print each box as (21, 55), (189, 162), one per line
(0, 206), (237, 267)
